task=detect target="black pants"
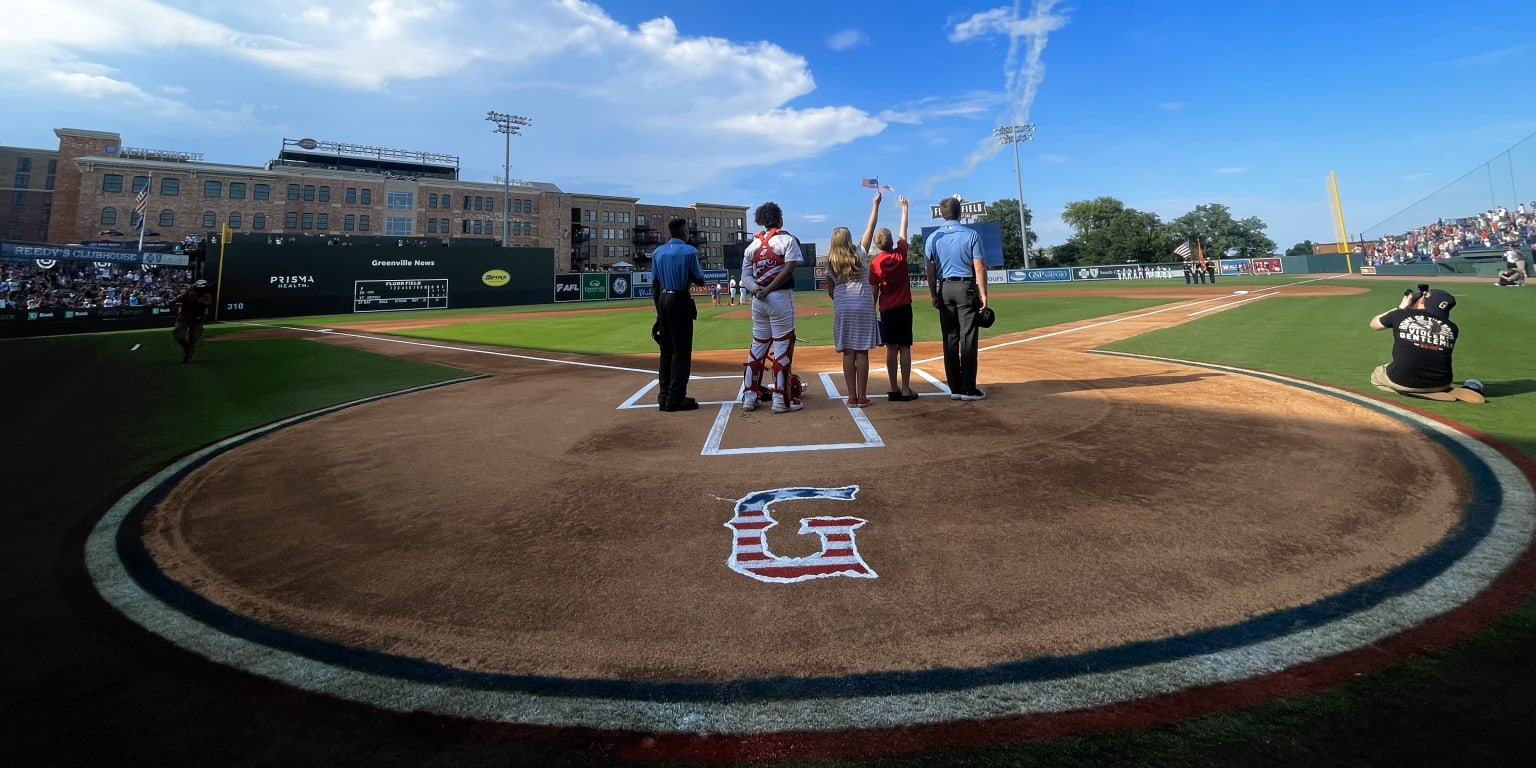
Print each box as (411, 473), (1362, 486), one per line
(937, 280), (980, 395)
(656, 292), (697, 407)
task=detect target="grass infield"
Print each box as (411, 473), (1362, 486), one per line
(6, 277), (1535, 767)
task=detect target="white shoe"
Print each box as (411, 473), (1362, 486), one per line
(742, 391), (759, 412)
(958, 389), (987, 401)
(771, 398), (802, 413)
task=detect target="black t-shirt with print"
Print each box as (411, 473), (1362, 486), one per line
(1381, 308), (1457, 388)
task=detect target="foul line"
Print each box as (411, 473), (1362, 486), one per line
(231, 321), (656, 375)
(913, 275), (1345, 366)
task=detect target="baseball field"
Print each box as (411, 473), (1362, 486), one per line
(6, 274), (1535, 767)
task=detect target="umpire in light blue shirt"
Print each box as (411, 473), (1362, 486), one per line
(925, 197), (990, 400)
(652, 217), (706, 412)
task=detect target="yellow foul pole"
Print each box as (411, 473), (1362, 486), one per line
(214, 224), (229, 320)
(1327, 171), (1354, 273)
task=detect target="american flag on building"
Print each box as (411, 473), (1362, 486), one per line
(133, 187), (148, 230)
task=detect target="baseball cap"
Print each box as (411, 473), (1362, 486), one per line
(1422, 289), (1455, 318)
(977, 307), (996, 328)
(193, 279), (210, 288)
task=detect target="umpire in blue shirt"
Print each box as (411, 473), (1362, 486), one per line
(652, 217), (707, 412)
(925, 197), (989, 400)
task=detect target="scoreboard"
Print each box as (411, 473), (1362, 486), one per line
(353, 279), (449, 312)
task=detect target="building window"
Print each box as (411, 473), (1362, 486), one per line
(252, 183), (269, 201)
(318, 186), (330, 203)
(252, 213), (266, 230)
(385, 217), (412, 236)
(428, 193), (438, 209)
(343, 214), (355, 231)
(524, 198), (533, 212)
(360, 189), (371, 205)
(439, 218), (448, 232)
(227, 182), (245, 200)
(102, 174), (123, 193)
(585, 209), (596, 221)
(317, 213), (329, 229)
(285, 212), (298, 228)
(159, 209), (175, 227)
(45, 175), (55, 190)
(16, 158), (30, 172)
(359, 215), (370, 231)
(13, 174), (28, 189)
(131, 175), (149, 193)
(228, 212), (242, 229)
(303, 185), (315, 202)
(603, 211), (614, 222)
(387, 191), (413, 209)
(637, 215), (647, 227)
(204, 180), (222, 198)
(462, 220), (470, 234)
(512, 198), (521, 214)
(427, 219), (438, 233)
(287, 184), (300, 201)
(463, 195), (472, 209)
(472, 220), (483, 234)
(619, 212), (629, 223)
(100, 207), (117, 225)
(202, 211), (216, 228)
(301, 213), (314, 229)
(345, 187), (357, 204)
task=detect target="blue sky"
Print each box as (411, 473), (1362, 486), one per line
(3, 0), (1534, 253)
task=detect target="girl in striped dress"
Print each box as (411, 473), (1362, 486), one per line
(826, 196), (882, 406)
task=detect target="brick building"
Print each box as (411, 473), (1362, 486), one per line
(8, 128), (747, 273)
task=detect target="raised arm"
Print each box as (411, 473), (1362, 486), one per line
(860, 190), (881, 252)
(897, 195), (909, 246)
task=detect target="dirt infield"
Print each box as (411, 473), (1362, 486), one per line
(140, 286), (1468, 694)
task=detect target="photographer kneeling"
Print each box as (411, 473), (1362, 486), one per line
(1368, 284), (1484, 403)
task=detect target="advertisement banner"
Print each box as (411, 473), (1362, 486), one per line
(1, 242), (190, 266)
(554, 273), (582, 303)
(1071, 263), (1182, 281)
(631, 271), (654, 299)
(607, 272), (633, 300)
(582, 273), (608, 301)
(703, 268), (729, 284)
(1008, 268), (1072, 283)
(1218, 259), (1252, 276)
(1251, 257), (1283, 274)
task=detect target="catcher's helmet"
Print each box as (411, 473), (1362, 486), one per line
(755, 374), (804, 400)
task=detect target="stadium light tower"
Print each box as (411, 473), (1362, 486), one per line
(994, 124), (1036, 269)
(486, 110), (532, 248)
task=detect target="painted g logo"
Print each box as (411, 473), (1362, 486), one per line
(725, 485), (876, 583)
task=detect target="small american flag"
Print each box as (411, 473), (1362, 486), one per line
(860, 177), (879, 189)
(1174, 241), (1192, 259)
(133, 187), (148, 230)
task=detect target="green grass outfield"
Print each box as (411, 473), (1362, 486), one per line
(7, 275), (1536, 767)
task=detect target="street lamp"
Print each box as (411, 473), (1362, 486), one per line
(486, 110), (532, 248)
(994, 124), (1036, 269)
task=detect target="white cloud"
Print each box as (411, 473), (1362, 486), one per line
(826, 29), (868, 51)
(803, 214), (828, 223)
(878, 92), (1007, 125)
(0, 0), (887, 197)
(1215, 167), (1249, 174)
(947, 5), (1069, 43)
(1039, 153), (1068, 163)
(1159, 101), (1183, 111)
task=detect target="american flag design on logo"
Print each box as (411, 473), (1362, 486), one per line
(725, 485), (876, 583)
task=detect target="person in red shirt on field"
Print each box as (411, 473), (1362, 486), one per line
(866, 192), (918, 401)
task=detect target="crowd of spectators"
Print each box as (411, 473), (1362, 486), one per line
(0, 261), (195, 312)
(1362, 201), (1535, 266)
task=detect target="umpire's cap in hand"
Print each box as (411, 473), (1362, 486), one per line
(650, 321), (662, 346)
(977, 306), (996, 328)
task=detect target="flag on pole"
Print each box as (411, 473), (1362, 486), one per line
(133, 188), (148, 231)
(1196, 239), (1207, 268)
(880, 184), (894, 191)
(1174, 240), (1192, 259)
(860, 177), (880, 189)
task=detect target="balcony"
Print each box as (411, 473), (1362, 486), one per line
(686, 228), (705, 247)
(571, 226), (593, 243)
(632, 228), (665, 246)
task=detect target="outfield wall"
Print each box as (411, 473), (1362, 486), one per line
(212, 242), (554, 321)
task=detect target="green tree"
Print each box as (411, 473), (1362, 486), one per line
(976, 198), (1036, 268)
(1059, 196), (1173, 264)
(907, 232), (925, 271)
(1286, 239), (1315, 256)
(1168, 203), (1277, 260)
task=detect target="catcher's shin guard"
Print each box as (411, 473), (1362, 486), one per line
(743, 336), (770, 395)
(768, 331), (796, 399)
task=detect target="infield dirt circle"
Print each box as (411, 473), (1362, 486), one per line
(119, 283), (1505, 746)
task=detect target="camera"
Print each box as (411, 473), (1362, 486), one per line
(1404, 283), (1431, 301)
